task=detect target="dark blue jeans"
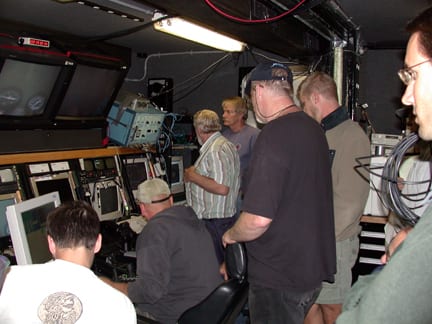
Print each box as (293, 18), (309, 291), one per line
(203, 216), (237, 264)
(248, 283), (321, 324)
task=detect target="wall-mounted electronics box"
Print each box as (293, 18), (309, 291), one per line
(107, 102), (166, 146)
(371, 133), (403, 156)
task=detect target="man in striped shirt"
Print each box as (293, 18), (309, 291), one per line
(185, 109), (240, 264)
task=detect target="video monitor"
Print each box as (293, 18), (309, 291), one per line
(0, 48), (72, 130)
(6, 191), (61, 265)
(29, 172), (76, 203)
(0, 58), (61, 117)
(88, 179), (123, 222)
(55, 63), (127, 128)
(0, 193), (18, 238)
(170, 156), (185, 195)
(122, 158), (148, 200)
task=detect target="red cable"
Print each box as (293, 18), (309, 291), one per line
(204, 0), (308, 23)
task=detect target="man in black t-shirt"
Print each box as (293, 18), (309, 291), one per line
(223, 62), (336, 324)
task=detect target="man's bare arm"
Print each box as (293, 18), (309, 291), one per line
(222, 211), (271, 246)
(184, 166), (229, 195)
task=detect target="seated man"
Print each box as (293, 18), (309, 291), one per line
(103, 178), (222, 324)
(0, 200), (136, 324)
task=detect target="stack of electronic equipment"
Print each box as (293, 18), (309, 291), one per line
(107, 91), (166, 148)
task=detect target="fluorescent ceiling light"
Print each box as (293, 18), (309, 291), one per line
(153, 17), (246, 52)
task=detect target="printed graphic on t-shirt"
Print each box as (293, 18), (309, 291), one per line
(38, 291), (83, 323)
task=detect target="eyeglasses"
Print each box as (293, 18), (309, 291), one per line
(398, 58), (432, 85)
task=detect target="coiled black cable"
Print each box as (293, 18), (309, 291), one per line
(381, 132), (420, 226)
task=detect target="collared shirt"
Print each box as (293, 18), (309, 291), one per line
(322, 105), (370, 240)
(186, 132), (240, 219)
(321, 106), (349, 132)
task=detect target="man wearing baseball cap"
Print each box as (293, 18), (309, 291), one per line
(103, 178), (222, 323)
(223, 62), (336, 323)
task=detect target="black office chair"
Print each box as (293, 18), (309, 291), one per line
(177, 242), (249, 324)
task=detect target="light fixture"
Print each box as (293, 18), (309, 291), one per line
(153, 16), (246, 52)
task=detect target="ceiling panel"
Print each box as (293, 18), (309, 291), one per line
(1, 0), (431, 56)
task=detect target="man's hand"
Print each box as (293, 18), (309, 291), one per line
(219, 261), (228, 280)
(381, 227), (412, 264)
(222, 229), (237, 247)
(184, 166), (196, 183)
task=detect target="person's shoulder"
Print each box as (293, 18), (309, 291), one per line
(3, 262), (54, 289)
(332, 119), (370, 146)
(92, 281), (136, 319)
(243, 124), (261, 134)
(7, 262), (47, 276)
(221, 127), (232, 136)
(148, 205), (197, 227)
(340, 119), (368, 136)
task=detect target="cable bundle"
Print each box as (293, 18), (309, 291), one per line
(381, 132), (420, 226)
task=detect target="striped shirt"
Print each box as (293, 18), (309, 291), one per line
(186, 132), (240, 219)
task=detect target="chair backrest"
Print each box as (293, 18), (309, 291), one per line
(177, 242), (248, 324)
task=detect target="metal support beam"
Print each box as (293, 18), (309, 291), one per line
(333, 41), (345, 105)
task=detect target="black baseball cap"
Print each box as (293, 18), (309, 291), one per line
(245, 62), (293, 96)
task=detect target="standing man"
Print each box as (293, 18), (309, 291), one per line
(222, 62), (336, 324)
(0, 201), (136, 324)
(222, 96), (260, 213)
(297, 71), (370, 324)
(336, 6), (432, 323)
(102, 178), (222, 324)
(185, 109), (240, 264)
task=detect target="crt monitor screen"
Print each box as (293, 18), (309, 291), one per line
(55, 64), (123, 120)
(170, 156), (184, 195)
(0, 58), (62, 117)
(89, 180), (122, 221)
(29, 172), (76, 203)
(6, 191), (61, 265)
(123, 158), (148, 200)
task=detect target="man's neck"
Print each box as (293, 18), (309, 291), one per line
(319, 100), (340, 122)
(201, 131), (217, 144)
(55, 248), (93, 268)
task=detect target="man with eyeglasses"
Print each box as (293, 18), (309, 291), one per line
(336, 6), (432, 324)
(101, 178), (222, 324)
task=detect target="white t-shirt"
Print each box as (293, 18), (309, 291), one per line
(0, 259), (136, 323)
(401, 157), (431, 216)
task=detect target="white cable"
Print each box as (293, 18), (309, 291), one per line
(125, 50), (225, 82)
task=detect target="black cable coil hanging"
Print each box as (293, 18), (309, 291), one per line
(381, 132), (422, 226)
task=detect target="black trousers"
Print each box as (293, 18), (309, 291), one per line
(202, 216), (237, 264)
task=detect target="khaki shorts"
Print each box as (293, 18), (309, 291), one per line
(315, 235), (359, 304)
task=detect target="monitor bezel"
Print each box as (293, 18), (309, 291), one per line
(89, 179), (123, 222)
(122, 157), (148, 199)
(6, 191), (61, 265)
(29, 171), (77, 202)
(170, 156), (184, 195)
(0, 192), (19, 239)
(53, 56), (129, 129)
(0, 47), (74, 130)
